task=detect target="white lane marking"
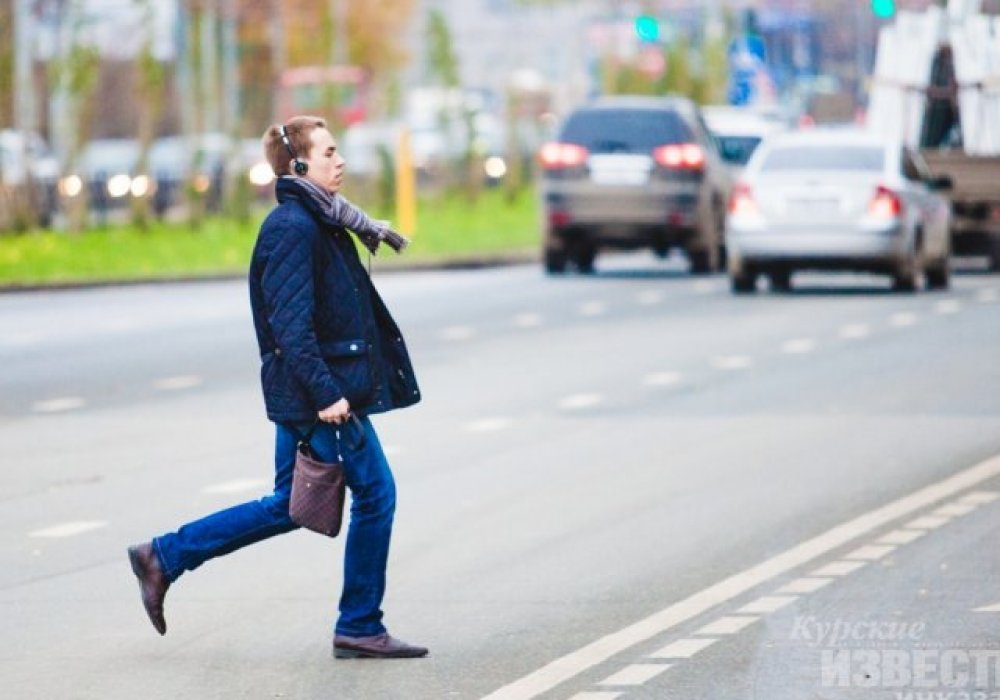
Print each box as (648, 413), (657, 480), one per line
(513, 313), (543, 328)
(440, 326), (476, 341)
(932, 501), (979, 517)
(976, 288), (998, 303)
(889, 312), (918, 328)
(578, 301), (608, 317)
(973, 603), (1000, 613)
(479, 454), (1000, 700)
(32, 397), (86, 413)
(777, 577), (833, 595)
(464, 417), (512, 433)
(649, 637), (718, 659)
(877, 529), (926, 545)
(1, 331), (42, 347)
(695, 616), (759, 636)
(643, 372), (682, 388)
(692, 280), (716, 294)
(201, 478), (268, 495)
(844, 544), (896, 561)
(959, 491), (999, 505)
(153, 375), (204, 391)
(905, 515), (951, 529)
(568, 693), (623, 700)
(29, 520), (108, 538)
(810, 560), (867, 577)
(737, 595), (797, 614)
(597, 663), (671, 687)
(934, 300), (962, 315)
(712, 355), (753, 371)
(781, 338), (816, 355)
(558, 394), (603, 411)
(839, 323), (870, 340)
(635, 291), (664, 305)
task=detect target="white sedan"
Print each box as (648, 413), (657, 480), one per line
(726, 129), (952, 293)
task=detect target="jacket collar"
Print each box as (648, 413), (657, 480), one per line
(275, 177), (326, 222)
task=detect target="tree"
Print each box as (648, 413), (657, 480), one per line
(131, 0), (168, 229)
(0, 0), (12, 129)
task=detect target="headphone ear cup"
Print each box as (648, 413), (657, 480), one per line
(293, 160), (308, 176)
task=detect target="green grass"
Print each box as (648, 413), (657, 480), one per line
(0, 188), (540, 287)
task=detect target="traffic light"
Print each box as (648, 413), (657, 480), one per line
(871, 0), (895, 18)
(634, 15), (660, 43)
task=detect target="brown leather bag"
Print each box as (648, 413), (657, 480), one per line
(289, 415), (363, 537)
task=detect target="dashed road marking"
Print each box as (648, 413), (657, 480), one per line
(479, 454), (1000, 700)
(153, 375), (203, 391)
(578, 301), (608, 317)
(934, 300), (962, 315)
(781, 338), (816, 354)
(643, 372), (682, 387)
(839, 323), (870, 340)
(32, 397), (86, 413)
(811, 560), (867, 577)
(959, 491), (999, 505)
(976, 288), (998, 303)
(844, 544), (896, 561)
(649, 637), (718, 659)
(464, 417), (512, 433)
(440, 326), (476, 341)
(877, 529), (926, 545)
(712, 356), (753, 371)
(905, 515), (950, 529)
(777, 577), (833, 594)
(558, 394), (603, 411)
(889, 312), (918, 328)
(568, 693), (623, 700)
(201, 478), (268, 495)
(695, 616), (759, 636)
(513, 313), (544, 328)
(597, 663), (671, 687)
(973, 603), (1000, 613)
(635, 291), (664, 305)
(932, 501), (979, 517)
(737, 595), (797, 614)
(29, 520), (108, 538)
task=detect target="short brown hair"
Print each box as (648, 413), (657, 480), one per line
(262, 116), (327, 176)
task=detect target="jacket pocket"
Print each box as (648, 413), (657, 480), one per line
(319, 339), (373, 405)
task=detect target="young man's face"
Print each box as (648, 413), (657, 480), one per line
(303, 127), (345, 193)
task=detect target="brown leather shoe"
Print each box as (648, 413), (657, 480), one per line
(127, 542), (170, 636)
(333, 633), (429, 659)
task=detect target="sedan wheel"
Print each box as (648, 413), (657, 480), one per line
(892, 248), (925, 293)
(926, 258), (950, 290)
(544, 249), (568, 275)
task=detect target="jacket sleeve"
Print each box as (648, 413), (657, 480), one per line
(262, 226), (344, 411)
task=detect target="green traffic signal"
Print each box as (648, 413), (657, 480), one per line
(634, 15), (660, 42)
(871, 0), (895, 18)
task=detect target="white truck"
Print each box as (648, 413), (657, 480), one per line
(867, 0), (1000, 269)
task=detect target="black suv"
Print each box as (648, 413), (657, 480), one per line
(539, 96), (729, 274)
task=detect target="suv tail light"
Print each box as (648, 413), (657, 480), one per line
(653, 143), (705, 171)
(728, 182), (759, 216)
(868, 185), (903, 219)
(538, 142), (589, 170)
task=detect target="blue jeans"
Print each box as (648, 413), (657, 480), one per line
(153, 416), (396, 637)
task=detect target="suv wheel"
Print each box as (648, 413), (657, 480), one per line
(730, 270), (758, 294)
(769, 269), (793, 293)
(573, 245), (597, 274)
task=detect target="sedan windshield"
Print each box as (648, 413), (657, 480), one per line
(760, 146), (884, 172)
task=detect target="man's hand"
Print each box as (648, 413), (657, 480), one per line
(318, 398), (351, 424)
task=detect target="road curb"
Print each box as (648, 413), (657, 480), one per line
(0, 251), (539, 294)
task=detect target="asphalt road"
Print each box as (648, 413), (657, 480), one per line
(1, 254), (999, 700)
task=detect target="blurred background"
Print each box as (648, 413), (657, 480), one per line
(0, 0), (998, 282)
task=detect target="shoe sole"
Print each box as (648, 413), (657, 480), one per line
(333, 647), (428, 659)
(127, 546), (167, 636)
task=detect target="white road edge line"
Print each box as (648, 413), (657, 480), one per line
(478, 453), (1000, 700)
(32, 397), (86, 413)
(29, 520), (108, 538)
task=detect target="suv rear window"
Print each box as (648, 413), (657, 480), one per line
(560, 109), (692, 153)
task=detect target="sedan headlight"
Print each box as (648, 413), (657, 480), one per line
(107, 174), (132, 198)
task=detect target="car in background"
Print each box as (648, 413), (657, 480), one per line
(538, 96), (729, 274)
(726, 129), (952, 293)
(70, 138), (140, 214)
(149, 133), (230, 214)
(702, 105), (787, 175)
(0, 130), (60, 225)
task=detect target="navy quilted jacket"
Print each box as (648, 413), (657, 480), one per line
(248, 178), (421, 423)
